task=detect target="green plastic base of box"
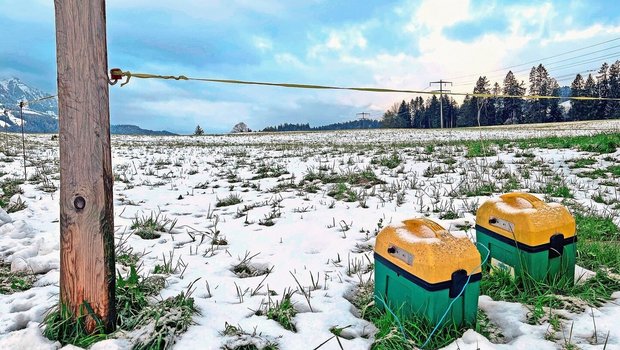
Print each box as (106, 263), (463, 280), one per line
(373, 259), (479, 327)
(476, 230), (576, 284)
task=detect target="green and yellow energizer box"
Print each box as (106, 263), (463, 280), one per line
(374, 218), (481, 327)
(476, 192), (576, 283)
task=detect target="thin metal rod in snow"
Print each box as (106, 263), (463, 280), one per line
(19, 101), (26, 181)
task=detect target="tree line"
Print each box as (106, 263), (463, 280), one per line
(261, 119), (381, 132)
(382, 60), (620, 128)
(259, 60), (620, 132)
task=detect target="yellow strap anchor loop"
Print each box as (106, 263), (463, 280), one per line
(110, 69), (190, 87)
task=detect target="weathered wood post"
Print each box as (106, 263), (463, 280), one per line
(54, 0), (115, 332)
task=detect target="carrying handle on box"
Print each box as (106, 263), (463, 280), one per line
(402, 218), (446, 238)
(500, 192), (545, 209)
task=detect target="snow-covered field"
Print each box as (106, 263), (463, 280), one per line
(1, 120), (620, 350)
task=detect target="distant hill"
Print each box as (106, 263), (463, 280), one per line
(111, 124), (176, 136)
(0, 77), (176, 135)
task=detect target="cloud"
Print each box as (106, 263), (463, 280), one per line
(405, 0), (472, 33)
(253, 36), (273, 52)
(122, 97), (256, 134)
(308, 25), (370, 58)
(542, 23), (620, 44)
(274, 53), (306, 69)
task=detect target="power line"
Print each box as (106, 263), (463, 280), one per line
(451, 52), (620, 87)
(451, 48), (620, 84)
(447, 37), (620, 81)
(456, 51), (620, 86)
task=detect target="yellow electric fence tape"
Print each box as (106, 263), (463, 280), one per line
(112, 69), (620, 101)
(16, 95), (58, 107)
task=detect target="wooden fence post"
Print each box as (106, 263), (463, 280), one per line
(54, 0), (115, 332)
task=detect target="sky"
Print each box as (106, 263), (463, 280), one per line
(1, 0), (620, 134)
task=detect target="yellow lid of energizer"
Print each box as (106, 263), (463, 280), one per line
(476, 192), (576, 247)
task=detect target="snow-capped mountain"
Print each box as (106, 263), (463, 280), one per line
(0, 77), (58, 116)
(0, 77), (59, 133)
(0, 77), (175, 135)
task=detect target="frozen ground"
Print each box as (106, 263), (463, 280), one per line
(0, 120), (619, 349)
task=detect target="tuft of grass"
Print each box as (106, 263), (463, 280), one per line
(117, 252), (141, 267)
(540, 183), (573, 198)
(304, 167), (385, 187)
(0, 261), (36, 294)
(251, 163), (289, 180)
(568, 157), (596, 169)
(42, 302), (109, 348)
(220, 322), (279, 350)
(43, 238), (196, 348)
(6, 196), (27, 213)
(256, 289), (297, 332)
(350, 282), (492, 349)
(131, 211), (177, 239)
(439, 211), (459, 220)
(575, 213), (620, 273)
(327, 183), (358, 202)
(0, 178), (24, 210)
(481, 266), (620, 314)
(132, 289), (198, 350)
(461, 183), (497, 197)
(465, 141), (496, 158)
(513, 133), (620, 154)
(607, 165), (620, 176)
(216, 193), (243, 207)
(232, 251), (271, 278)
(372, 152), (402, 169)
(577, 168), (607, 179)
(116, 265), (165, 329)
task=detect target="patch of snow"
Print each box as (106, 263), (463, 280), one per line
(575, 265), (596, 283)
(8, 113), (24, 126)
(0, 323), (59, 349)
(395, 225), (441, 243)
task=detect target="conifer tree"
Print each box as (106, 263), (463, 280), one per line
(425, 96), (440, 128)
(457, 95), (475, 127)
(548, 79), (563, 122)
(502, 71), (525, 124)
(608, 60), (620, 119)
(596, 62), (610, 119)
(194, 124), (205, 136)
(491, 82), (502, 124)
(410, 97), (426, 128)
(396, 100), (411, 127)
(583, 74), (597, 120)
(473, 76), (491, 126)
(526, 64), (552, 123)
(569, 74), (585, 121)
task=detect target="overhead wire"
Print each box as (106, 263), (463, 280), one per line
(451, 51), (620, 87)
(446, 37), (620, 81)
